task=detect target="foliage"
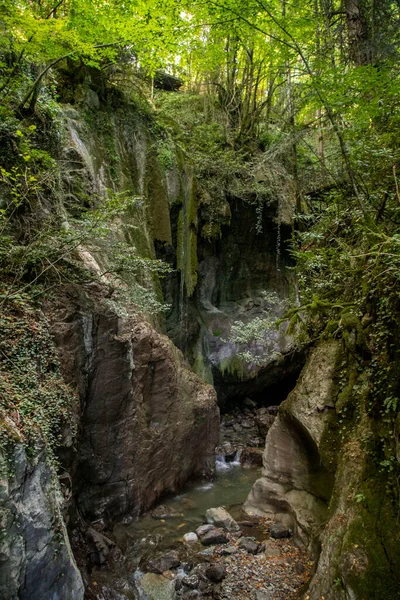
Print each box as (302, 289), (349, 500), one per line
(0, 293), (77, 464)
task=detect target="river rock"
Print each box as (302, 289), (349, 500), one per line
(182, 574), (200, 589)
(183, 532), (199, 544)
(196, 524), (215, 537)
(197, 526), (228, 545)
(215, 442), (237, 461)
(270, 522), (292, 539)
(145, 550), (181, 574)
(152, 505), (183, 520)
(205, 565), (227, 582)
(139, 572), (176, 600)
(238, 537), (259, 554)
(205, 507), (240, 532)
(219, 545), (237, 555)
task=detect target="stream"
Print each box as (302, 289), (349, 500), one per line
(113, 459), (261, 551)
(85, 411), (311, 600)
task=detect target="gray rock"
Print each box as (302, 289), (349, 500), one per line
(205, 507), (240, 532)
(146, 550), (181, 574)
(197, 546), (215, 557)
(219, 545), (237, 555)
(0, 445), (84, 600)
(138, 572), (176, 600)
(86, 527), (115, 566)
(182, 574), (200, 589)
(183, 532), (199, 544)
(196, 524), (215, 537)
(205, 565), (227, 582)
(238, 536), (259, 554)
(198, 527), (228, 546)
(270, 523), (292, 539)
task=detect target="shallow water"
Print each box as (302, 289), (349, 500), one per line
(113, 462), (260, 550)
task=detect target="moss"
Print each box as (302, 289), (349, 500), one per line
(340, 475), (400, 599)
(145, 153), (172, 244)
(318, 412), (341, 472)
(201, 222), (221, 240)
(192, 352), (214, 385)
(218, 354), (247, 379)
(176, 173), (198, 297)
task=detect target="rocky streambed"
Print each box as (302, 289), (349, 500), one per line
(80, 404), (310, 600)
(83, 494), (311, 600)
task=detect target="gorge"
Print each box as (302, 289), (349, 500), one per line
(1, 2), (400, 599)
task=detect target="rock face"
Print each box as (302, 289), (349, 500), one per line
(162, 197), (305, 405)
(245, 339), (400, 599)
(0, 444), (84, 600)
(50, 284), (219, 524)
(245, 340), (338, 544)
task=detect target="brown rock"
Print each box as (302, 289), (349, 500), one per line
(240, 447), (263, 467)
(49, 284), (219, 525)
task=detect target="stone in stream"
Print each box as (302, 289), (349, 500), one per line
(138, 572), (176, 600)
(183, 531), (199, 544)
(196, 524), (215, 537)
(197, 526), (228, 545)
(205, 507), (240, 532)
(151, 505), (183, 519)
(238, 536), (260, 554)
(205, 565), (227, 582)
(270, 522), (292, 539)
(145, 550), (180, 574)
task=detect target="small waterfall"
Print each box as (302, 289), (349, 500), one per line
(215, 449), (242, 471)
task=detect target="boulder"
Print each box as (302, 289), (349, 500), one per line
(205, 565), (227, 582)
(240, 447), (263, 467)
(138, 572), (176, 600)
(238, 537), (259, 554)
(146, 550), (180, 574)
(197, 526), (228, 546)
(270, 523), (292, 539)
(0, 445), (84, 600)
(50, 286), (220, 525)
(205, 507), (240, 532)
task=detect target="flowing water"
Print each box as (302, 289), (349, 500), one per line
(113, 460), (261, 551)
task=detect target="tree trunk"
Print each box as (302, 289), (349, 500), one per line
(344, 0), (371, 65)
